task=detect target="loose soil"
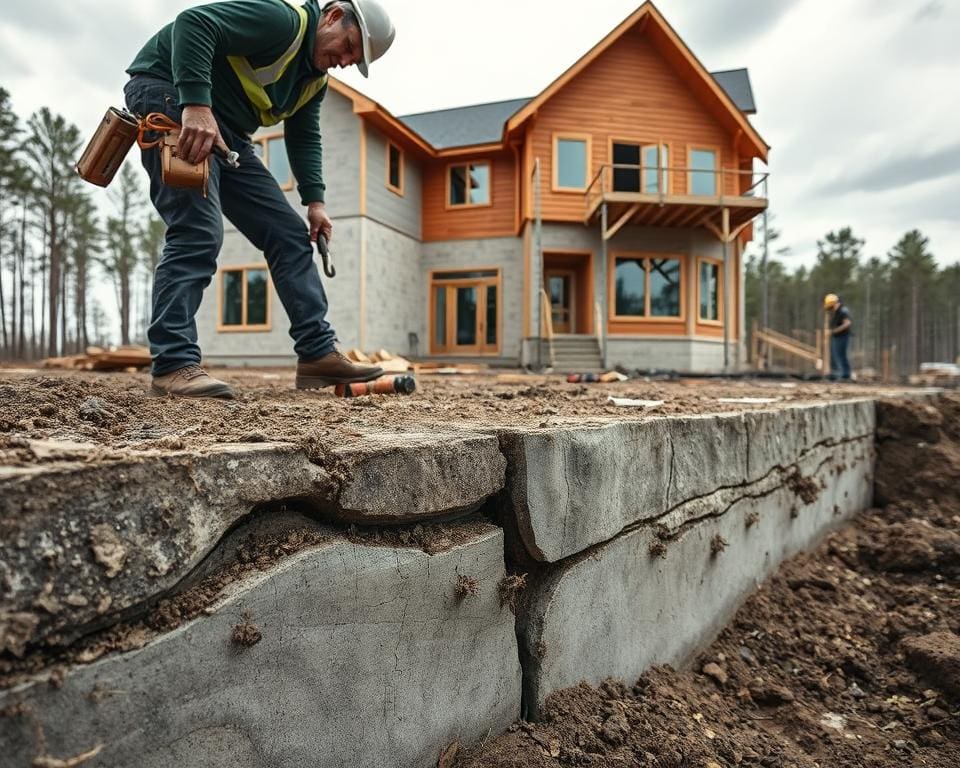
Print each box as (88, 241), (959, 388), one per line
(454, 395), (960, 768)
(0, 368), (920, 467)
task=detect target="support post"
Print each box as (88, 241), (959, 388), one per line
(600, 201), (609, 368)
(722, 208), (731, 371)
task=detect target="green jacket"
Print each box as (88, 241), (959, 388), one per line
(128, 0), (328, 204)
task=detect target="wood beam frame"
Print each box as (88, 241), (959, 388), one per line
(604, 203), (640, 240)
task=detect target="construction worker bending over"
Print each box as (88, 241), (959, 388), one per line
(125, 0), (395, 398)
(824, 294), (853, 381)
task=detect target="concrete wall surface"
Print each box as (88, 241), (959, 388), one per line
(0, 525), (521, 768)
(518, 434), (875, 714)
(0, 398), (892, 763)
(499, 400), (875, 562)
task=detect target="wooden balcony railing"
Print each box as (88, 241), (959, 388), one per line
(585, 164), (769, 224)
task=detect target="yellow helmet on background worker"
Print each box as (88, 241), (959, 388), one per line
(823, 293), (839, 309)
(346, 0), (395, 77)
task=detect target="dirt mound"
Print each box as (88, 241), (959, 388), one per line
(455, 394), (960, 768)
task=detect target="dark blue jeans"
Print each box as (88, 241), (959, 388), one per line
(830, 333), (851, 380)
(124, 75), (336, 375)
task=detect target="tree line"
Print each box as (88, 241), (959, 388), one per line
(745, 220), (960, 377)
(0, 86), (163, 361)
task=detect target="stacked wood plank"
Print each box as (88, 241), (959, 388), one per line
(344, 348), (413, 373)
(42, 346), (151, 372)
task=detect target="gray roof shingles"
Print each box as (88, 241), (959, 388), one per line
(396, 70), (756, 151)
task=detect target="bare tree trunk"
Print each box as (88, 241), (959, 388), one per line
(17, 206), (27, 359)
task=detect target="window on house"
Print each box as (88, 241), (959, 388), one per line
(614, 258), (646, 316)
(253, 135), (293, 189)
(642, 144), (669, 194)
(689, 148), (717, 196)
(699, 260), (721, 321)
(555, 137), (588, 190)
(448, 163), (490, 206)
(613, 256), (683, 319)
(649, 258), (681, 317)
(612, 143), (640, 193)
(221, 267), (270, 329)
(387, 141), (403, 194)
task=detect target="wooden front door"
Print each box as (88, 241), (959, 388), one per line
(545, 269), (576, 333)
(430, 271), (499, 354)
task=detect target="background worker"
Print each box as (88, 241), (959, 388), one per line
(824, 293), (853, 380)
(125, 0), (395, 398)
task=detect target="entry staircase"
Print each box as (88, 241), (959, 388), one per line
(551, 335), (604, 372)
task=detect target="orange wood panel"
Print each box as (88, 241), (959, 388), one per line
(608, 321), (687, 336)
(422, 150), (517, 241)
(526, 24), (740, 223)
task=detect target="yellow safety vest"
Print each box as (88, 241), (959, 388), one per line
(227, 3), (328, 127)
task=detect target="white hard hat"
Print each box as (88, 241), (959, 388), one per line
(348, 0), (395, 77)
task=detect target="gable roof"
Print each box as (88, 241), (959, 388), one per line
(505, 1), (768, 160)
(711, 69), (756, 115)
(394, 69), (757, 151)
(399, 98), (532, 150)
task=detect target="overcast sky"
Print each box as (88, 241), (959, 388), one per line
(2, 0), (958, 272)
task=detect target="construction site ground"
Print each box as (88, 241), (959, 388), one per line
(1, 367), (957, 767)
(0, 366), (927, 463)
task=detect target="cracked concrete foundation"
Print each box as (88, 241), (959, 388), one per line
(517, 435), (874, 714)
(0, 523), (520, 768)
(0, 398), (892, 764)
(0, 431), (504, 650)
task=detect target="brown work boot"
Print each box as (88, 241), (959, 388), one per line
(296, 350), (384, 389)
(150, 364), (235, 399)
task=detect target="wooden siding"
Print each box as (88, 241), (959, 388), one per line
(422, 150), (516, 242)
(527, 25), (740, 223)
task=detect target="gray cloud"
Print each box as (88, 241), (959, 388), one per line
(820, 144), (960, 195)
(679, 0), (794, 50)
(914, 1), (945, 22)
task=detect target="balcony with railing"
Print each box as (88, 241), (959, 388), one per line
(585, 163), (768, 238)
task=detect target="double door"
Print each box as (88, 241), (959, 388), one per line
(431, 271), (499, 354)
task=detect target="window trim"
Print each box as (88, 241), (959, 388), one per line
(687, 145), (720, 197)
(427, 266), (502, 355)
(608, 252), (686, 323)
(552, 133), (592, 193)
(696, 256), (724, 325)
(445, 161), (493, 209)
(608, 137), (672, 194)
(217, 264), (273, 332)
(254, 132), (294, 191)
(386, 140), (404, 196)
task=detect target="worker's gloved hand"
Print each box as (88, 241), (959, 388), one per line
(178, 105), (228, 165)
(308, 202), (333, 244)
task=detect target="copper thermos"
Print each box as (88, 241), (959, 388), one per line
(76, 107), (140, 187)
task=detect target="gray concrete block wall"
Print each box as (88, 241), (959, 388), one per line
(422, 238), (524, 361)
(315, 88), (363, 220)
(605, 337), (725, 372)
(365, 127), (423, 240)
(363, 218), (424, 356)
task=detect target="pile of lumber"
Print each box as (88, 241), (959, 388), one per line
(344, 348), (413, 373)
(909, 363), (960, 388)
(42, 345), (151, 372)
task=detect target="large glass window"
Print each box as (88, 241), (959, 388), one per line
(649, 259), (681, 317)
(689, 148), (717, 195)
(614, 258), (646, 316)
(699, 260), (721, 321)
(613, 256), (683, 319)
(555, 137), (588, 189)
(221, 267), (270, 329)
(448, 163), (490, 206)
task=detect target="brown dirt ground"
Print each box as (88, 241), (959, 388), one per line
(452, 395), (960, 768)
(0, 367), (927, 467)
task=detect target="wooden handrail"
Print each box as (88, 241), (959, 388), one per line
(540, 288), (556, 368)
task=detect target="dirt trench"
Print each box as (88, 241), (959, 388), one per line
(453, 394), (960, 768)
